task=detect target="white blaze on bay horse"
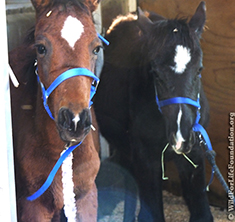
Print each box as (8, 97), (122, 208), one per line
(72, 114), (81, 131)
(61, 15), (84, 49)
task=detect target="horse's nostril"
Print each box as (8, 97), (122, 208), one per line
(189, 130), (196, 146)
(78, 108), (92, 129)
(58, 108), (73, 131)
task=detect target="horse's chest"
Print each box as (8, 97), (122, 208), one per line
(129, 101), (166, 147)
(51, 177), (64, 208)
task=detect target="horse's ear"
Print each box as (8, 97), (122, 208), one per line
(189, 1), (206, 37)
(31, 0), (50, 12)
(82, 0), (101, 12)
(137, 7), (153, 34)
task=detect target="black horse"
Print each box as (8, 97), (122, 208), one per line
(94, 2), (213, 222)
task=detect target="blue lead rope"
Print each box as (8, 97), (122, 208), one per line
(193, 122), (215, 189)
(27, 142), (82, 201)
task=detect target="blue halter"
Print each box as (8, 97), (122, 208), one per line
(156, 92), (215, 187)
(156, 94), (212, 151)
(36, 33), (109, 120)
(36, 67), (99, 120)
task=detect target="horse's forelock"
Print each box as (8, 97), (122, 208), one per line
(151, 18), (195, 51)
(146, 17), (201, 68)
(36, 0), (91, 17)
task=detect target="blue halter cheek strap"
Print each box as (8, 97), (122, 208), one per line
(36, 67), (99, 120)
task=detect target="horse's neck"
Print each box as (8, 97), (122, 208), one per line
(9, 47), (65, 161)
(199, 87), (210, 127)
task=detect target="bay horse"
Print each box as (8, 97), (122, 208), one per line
(94, 2), (213, 221)
(9, 0), (102, 221)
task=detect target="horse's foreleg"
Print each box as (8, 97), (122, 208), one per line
(133, 156), (165, 222)
(174, 146), (213, 222)
(76, 183), (98, 222)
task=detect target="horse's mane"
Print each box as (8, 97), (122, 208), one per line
(105, 12), (198, 69)
(8, 26), (36, 93)
(104, 13), (145, 68)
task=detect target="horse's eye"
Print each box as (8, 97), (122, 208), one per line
(36, 44), (47, 55)
(198, 66), (204, 75)
(93, 46), (102, 55)
(196, 66), (204, 78)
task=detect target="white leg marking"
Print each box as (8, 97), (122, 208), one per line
(171, 45), (191, 74)
(72, 114), (80, 131)
(61, 16), (84, 49)
(175, 106), (185, 149)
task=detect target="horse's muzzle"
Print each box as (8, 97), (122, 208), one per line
(57, 107), (92, 143)
(170, 130), (196, 154)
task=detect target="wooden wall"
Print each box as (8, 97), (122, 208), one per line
(101, 0), (136, 31)
(101, 0), (129, 30)
(139, 0), (235, 207)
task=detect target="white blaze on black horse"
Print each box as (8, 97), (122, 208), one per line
(94, 1), (213, 222)
(174, 105), (185, 152)
(171, 45), (191, 74)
